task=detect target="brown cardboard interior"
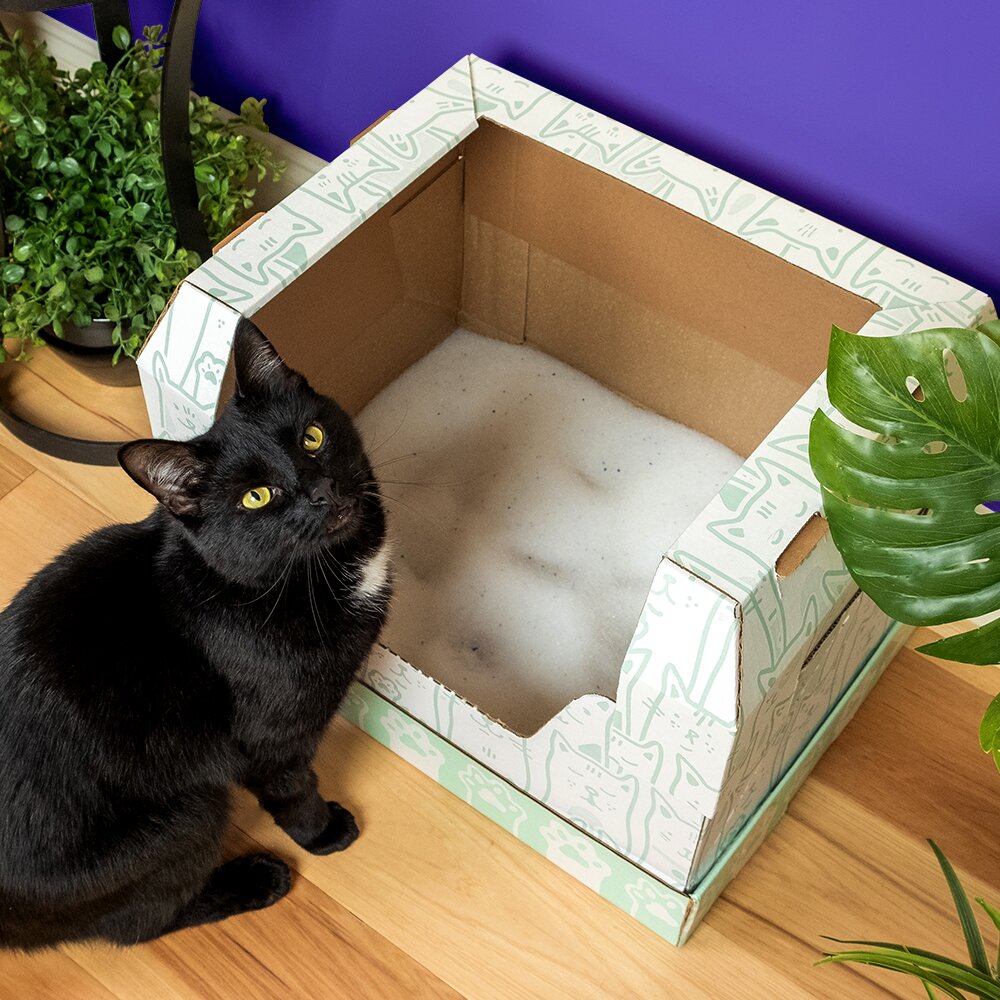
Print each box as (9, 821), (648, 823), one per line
(247, 152), (464, 416)
(248, 119), (877, 457)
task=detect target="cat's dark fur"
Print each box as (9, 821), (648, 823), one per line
(0, 319), (390, 949)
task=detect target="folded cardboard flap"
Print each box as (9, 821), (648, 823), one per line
(136, 281), (184, 362)
(139, 215), (262, 369)
(243, 150), (464, 417)
(685, 580), (867, 885)
(680, 615), (903, 940)
(460, 215), (528, 343)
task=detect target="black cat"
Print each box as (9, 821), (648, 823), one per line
(0, 318), (391, 949)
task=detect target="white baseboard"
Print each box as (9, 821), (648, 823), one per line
(0, 11), (327, 205)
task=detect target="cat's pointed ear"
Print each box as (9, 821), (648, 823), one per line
(118, 440), (206, 517)
(232, 316), (302, 399)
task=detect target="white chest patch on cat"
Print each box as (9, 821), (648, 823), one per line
(354, 542), (392, 601)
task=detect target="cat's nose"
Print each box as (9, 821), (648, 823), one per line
(307, 481), (358, 527)
(307, 478), (337, 506)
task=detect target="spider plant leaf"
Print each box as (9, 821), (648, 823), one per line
(810, 323), (1000, 660)
(917, 975), (977, 1000)
(822, 937), (972, 967)
(975, 896), (1000, 974)
(820, 949), (1000, 999)
(917, 975), (972, 1000)
(928, 840), (992, 978)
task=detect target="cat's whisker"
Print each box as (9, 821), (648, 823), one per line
(260, 550), (296, 629)
(372, 489), (450, 537)
(376, 477), (464, 489)
(306, 557), (331, 648)
(314, 550), (347, 612)
(191, 564), (228, 608)
(233, 557), (296, 607)
(313, 561), (334, 640)
(317, 547), (348, 586)
(193, 588), (224, 609)
(312, 553), (336, 594)
(365, 407), (411, 454)
(305, 559), (319, 641)
(260, 567), (291, 628)
(366, 451), (425, 476)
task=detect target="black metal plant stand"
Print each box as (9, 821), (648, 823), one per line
(0, 0), (211, 465)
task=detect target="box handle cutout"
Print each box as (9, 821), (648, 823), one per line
(776, 513), (829, 579)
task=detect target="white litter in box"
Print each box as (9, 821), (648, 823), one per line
(355, 329), (742, 736)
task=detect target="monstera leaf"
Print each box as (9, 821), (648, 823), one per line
(810, 320), (1000, 666)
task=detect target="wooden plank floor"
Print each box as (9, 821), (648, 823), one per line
(1, 345), (998, 999)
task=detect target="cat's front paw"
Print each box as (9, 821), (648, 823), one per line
(301, 801), (359, 855)
(219, 852), (293, 910)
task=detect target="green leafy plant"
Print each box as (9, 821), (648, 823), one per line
(809, 319), (1000, 766)
(810, 321), (1000, 994)
(0, 25), (282, 361)
(820, 841), (1000, 999)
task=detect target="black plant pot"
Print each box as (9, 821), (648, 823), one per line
(41, 320), (142, 388)
(41, 318), (117, 354)
(0, 320), (139, 466)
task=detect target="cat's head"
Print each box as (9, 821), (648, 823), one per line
(120, 318), (385, 585)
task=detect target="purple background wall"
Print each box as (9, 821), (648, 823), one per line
(53, 1), (999, 302)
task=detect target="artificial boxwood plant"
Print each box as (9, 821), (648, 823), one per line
(0, 25), (282, 362)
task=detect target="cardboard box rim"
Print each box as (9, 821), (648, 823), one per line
(137, 54), (994, 941)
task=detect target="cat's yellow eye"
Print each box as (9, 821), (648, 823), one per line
(303, 423), (324, 453)
(241, 486), (273, 510)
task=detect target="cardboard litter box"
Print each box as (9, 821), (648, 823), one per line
(138, 56), (994, 944)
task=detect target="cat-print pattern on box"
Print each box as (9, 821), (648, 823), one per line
(366, 588), (891, 891)
(138, 55), (993, 901)
(343, 619), (906, 946)
(137, 285), (241, 442)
